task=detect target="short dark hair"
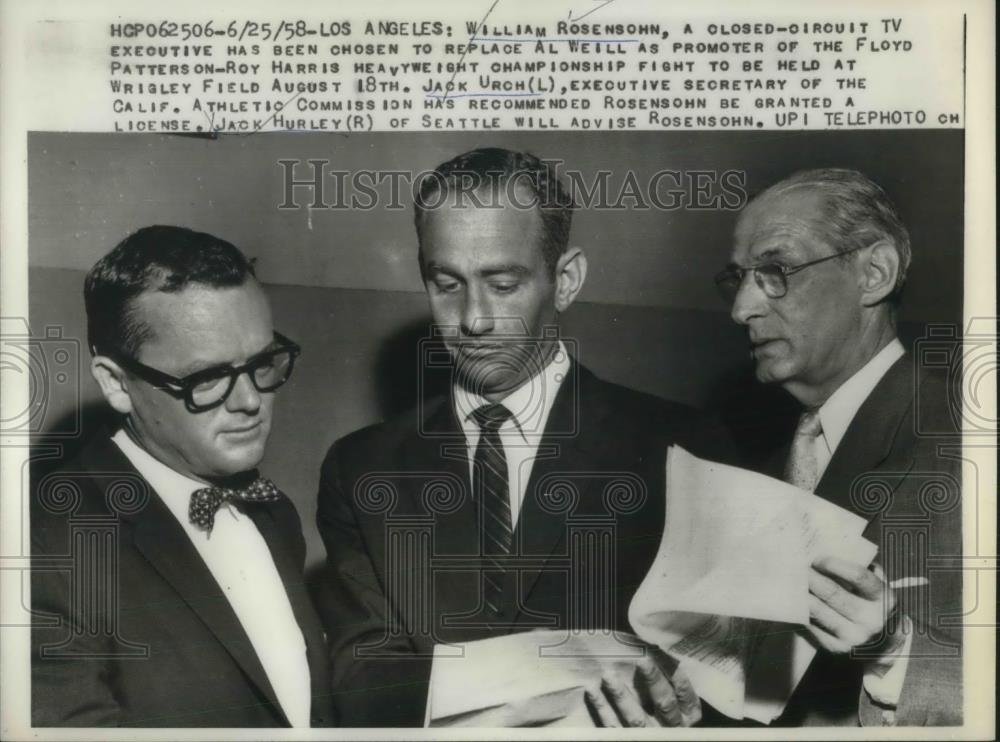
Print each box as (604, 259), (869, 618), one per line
(413, 147), (575, 278)
(759, 168), (912, 300)
(84, 225), (256, 359)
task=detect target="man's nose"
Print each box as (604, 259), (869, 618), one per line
(225, 371), (262, 414)
(730, 271), (769, 326)
(460, 286), (495, 336)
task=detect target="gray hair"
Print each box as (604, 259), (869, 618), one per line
(758, 168), (911, 300)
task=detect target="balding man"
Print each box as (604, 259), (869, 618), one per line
(715, 169), (962, 726)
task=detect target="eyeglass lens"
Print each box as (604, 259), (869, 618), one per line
(189, 350), (295, 408)
(716, 264), (788, 302)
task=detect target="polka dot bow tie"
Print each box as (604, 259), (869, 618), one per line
(189, 477), (281, 532)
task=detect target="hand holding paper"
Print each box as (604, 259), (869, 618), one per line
(807, 557), (898, 655)
(425, 630), (701, 727)
(627, 446), (879, 723)
(425, 447), (885, 727)
(586, 650), (702, 727)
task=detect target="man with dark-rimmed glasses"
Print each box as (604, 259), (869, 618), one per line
(31, 225), (333, 728)
(713, 170), (961, 727)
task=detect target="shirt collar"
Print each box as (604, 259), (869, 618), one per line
(817, 338), (906, 453)
(454, 341), (571, 442)
(111, 428), (211, 525)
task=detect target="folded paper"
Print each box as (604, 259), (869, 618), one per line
(628, 446), (877, 723)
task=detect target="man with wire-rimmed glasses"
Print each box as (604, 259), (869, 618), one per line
(31, 225), (334, 728)
(712, 170), (962, 727)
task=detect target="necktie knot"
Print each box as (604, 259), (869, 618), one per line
(793, 410), (823, 440)
(471, 403), (513, 432)
(189, 476), (281, 532)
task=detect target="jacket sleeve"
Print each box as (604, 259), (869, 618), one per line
(315, 440), (431, 727)
(858, 604), (963, 725)
(858, 446), (963, 726)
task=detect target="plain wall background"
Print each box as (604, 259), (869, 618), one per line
(27, 130), (964, 567)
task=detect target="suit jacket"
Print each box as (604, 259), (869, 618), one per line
(31, 434), (335, 727)
(742, 353), (963, 727)
(316, 361), (702, 726)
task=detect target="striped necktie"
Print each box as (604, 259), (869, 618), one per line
(471, 403), (514, 616)
(745, 409), (827, 712)
(784, 410), (824, 491)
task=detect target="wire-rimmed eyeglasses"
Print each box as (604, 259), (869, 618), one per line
(713, 244), (868, 303)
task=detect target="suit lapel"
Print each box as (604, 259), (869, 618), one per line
(515, 362), (604, 614)
(397, 398), (481, 642)
(402, 397), (478, 555)
(815, 354), (915, 517)
(92, 439), (288, 723)
(413, 366), (623, 628)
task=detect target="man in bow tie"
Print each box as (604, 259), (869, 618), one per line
(31, 225), (333, 727)
(317, 148), (706, 727)
(716, 169), (962, 726)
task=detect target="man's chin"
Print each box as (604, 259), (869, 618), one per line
(753, 357), (798, 387)
(211, 441), (268, 477)
(455, 356), (525, 398)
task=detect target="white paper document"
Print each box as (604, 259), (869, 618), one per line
(628, 446), (878, 723)
(425, 630), (649, 727)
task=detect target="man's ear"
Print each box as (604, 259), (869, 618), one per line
(554, 247), (588, 313)
(91, 355), (134, 415)
(859, 241), (900, 306)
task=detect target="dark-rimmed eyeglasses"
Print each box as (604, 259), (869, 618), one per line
(714, 244), (868, 303)
(113, 332), (301, 413)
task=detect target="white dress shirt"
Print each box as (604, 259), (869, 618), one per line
(453, 341), (570, 527)
(806, 339), (912, 709)
(112, 430), (312, 727)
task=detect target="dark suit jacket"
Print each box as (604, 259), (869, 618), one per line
(31, 434), (335, 727)
(740, 353), (963, 727)
(316, 361), (702, 726)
